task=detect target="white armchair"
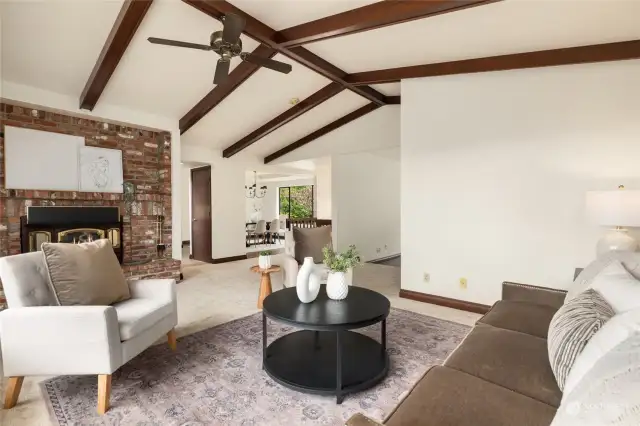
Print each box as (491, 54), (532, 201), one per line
(0, 252), (178, 414)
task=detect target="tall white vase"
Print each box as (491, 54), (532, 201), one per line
(327, 271), (349, 300)
(296, 257), (320, 303)
(258, 255), (271, 269)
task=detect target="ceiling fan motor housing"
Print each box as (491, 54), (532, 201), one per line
(210, 31), (242, 59)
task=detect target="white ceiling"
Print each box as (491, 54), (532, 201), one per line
(305, 0), (640, 73)
(0, 0), (123, 97)
(2, 0), (639, 166)
(181, 52), (330, 149)
(230, 0), (380, 31)
(100, 0), (259, 118)
(242, 90), (368, 157)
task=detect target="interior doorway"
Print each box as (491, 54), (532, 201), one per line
(190, 166), (212, 262)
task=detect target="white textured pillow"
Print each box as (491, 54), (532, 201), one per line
(564, 308), (640, 396)
(590, 261), (640, 313)
(551, 331), (640, 426)
(566, 251), (640, 302)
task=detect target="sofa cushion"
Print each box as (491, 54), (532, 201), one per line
(444, 324), (562, 407)
(113, 297), (173, 341)
(478, 300), (558, 339)
(386, 366), (557, 426)
(42, 239), (130, 306)
(292, 226), (332, 264)
(548, 289), (614, 391)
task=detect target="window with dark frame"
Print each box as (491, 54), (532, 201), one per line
(279, 185), (314, 219)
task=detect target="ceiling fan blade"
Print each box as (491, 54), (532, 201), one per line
(148, 37), (212, 51)
(241, 53), (292, 74)
(214, 59), (231, 84)
(222, 13), (245, 44)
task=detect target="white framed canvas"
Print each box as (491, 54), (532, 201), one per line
(79, 146), (124, 193)
(4, 126), (84, 191)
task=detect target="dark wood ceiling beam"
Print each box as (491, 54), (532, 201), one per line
(179, 44), (277, 134)
(275, 0), (497, 48)
(181, 0), (387, 108)
(222, 82), (344, 158)
(385, 96), (401, 105)
(264, 103), (380, 164)
(80, 0), (153, 110)
(346, 40), (640, 85)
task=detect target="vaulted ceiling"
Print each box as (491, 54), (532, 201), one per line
(2, 0), (640, 166)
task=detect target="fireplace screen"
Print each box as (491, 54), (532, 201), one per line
(57, 228), (106, 245)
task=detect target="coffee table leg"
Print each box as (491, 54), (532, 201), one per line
(336, 331), (343, 404)
(262, 311), (267, 369)
(382, 318), (387, 356)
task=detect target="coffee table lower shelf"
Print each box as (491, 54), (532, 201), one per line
(263, 330), (389, 404)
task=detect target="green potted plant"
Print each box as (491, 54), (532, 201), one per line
(259, 250), (272, 269)
(322, 245), (361, 300)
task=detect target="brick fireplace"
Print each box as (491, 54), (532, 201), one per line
(0, 102), (181, 309)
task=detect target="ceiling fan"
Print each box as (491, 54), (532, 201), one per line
(148, 13), (292, 84)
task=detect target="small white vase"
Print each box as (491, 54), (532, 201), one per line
(296, 257), (321, 303)
(326, 271), (349, 300)
(258, 255), (271, 269)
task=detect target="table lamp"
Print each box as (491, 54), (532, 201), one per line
(586, 185), (640, 257)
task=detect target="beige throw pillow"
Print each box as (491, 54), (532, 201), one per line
(42, 239), (130, 306)
(292, 226), (332, 264)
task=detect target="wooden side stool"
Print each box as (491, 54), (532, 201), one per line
(250, 265), (281, 308)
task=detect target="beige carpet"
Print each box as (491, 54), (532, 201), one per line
(41, 308), (469, 425)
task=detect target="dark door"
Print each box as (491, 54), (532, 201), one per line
(190, 166), (212, 262)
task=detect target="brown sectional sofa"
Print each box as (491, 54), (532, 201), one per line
(347, 282), (568, 426)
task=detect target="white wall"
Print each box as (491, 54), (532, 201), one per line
(316, 159), (332, 219)
(332, 148), (401, 262)
(401, 60), (640, 305)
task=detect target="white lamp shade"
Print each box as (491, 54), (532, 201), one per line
(586, 190), (640, 227)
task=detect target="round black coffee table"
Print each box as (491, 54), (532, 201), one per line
(262, 285), (390, 404)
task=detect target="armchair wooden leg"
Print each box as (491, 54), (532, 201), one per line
(97, 374), (111, 415)
(3, 376), (24, 409)
(167, 329), (177, 351)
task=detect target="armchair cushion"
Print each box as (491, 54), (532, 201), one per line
(292, 226), (332, 264)
(113, 298), (174, 341)
(42, 239), (130, 306)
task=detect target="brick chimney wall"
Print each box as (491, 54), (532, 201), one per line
(0, 102), (181, 309)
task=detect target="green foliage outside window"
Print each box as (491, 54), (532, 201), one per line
(279, 186), (313, 218)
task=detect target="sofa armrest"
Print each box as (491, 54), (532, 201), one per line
(0, 306), (122, 376)
(345, 413), (384, 426)
(502, 281), (567, 309)
(128, 278), (176, 303)
(281, 254), (299, 288)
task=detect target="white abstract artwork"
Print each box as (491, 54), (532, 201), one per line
(79, 146), (124, 193)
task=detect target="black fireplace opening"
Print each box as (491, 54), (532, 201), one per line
(21, 206), (124, 263)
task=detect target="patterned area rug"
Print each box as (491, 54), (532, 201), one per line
(42, 308), (470, 425)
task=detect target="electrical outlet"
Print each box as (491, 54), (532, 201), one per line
(424, 273), (430, 283)
(459, 277), (468, 289)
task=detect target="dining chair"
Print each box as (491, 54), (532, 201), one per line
(254, 220), (267, 245)
(269, 219), (280, 244)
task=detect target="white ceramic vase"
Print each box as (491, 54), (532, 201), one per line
(326, 271), (349, 300)
(296, 257), (321, 303)
(258, 255), (271, 270)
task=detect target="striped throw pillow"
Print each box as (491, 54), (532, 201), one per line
(548, 289), (615, 390)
